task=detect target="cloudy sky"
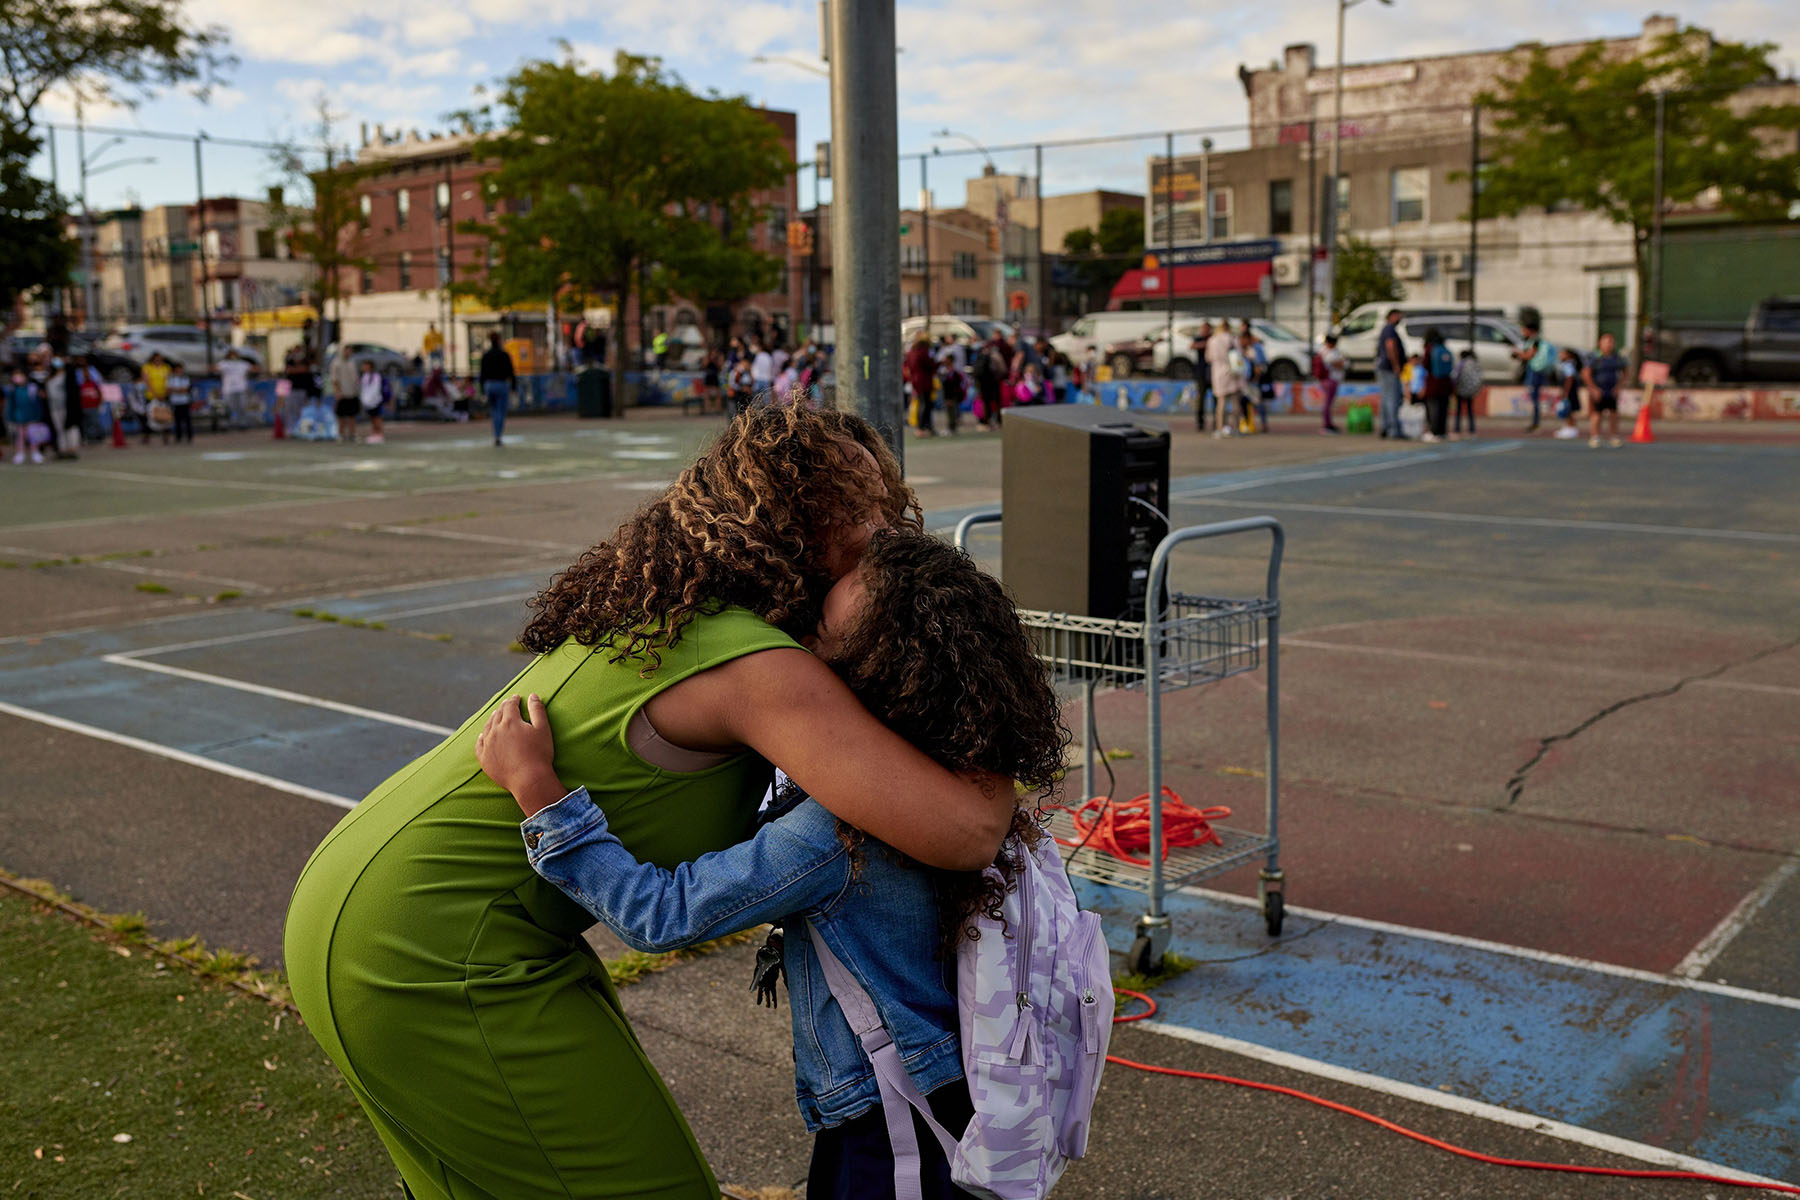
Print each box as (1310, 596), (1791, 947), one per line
(33, 0), (1800, 213)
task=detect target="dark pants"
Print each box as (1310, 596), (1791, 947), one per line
(1454, 394), (1477, 433)
(1424, 377), (1451, 437)
(170, 403), (194, 443)
(976, 380), (1002, 424)
(808, 1082), (976, 1200)
(1320, 378), (1340, 429)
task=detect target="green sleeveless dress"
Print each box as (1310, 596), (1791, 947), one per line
(284, 607), (800, 1200)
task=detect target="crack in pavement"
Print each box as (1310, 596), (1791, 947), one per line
(1501, 634), (1800, 808)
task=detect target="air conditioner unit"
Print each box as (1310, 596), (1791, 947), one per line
(1391, 248), (1425, 280)
(1440, 249), (1467, 273)
(1271, 253), (1303, 287)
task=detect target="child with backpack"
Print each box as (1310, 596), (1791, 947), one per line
(936, 354), (966, 435)
(1452, 349), (1483, 438)
(1553, 346), (1583, 440)
(476, 529), (1109, 1200)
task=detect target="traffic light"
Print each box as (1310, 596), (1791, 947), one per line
(786, 220), (815, 255)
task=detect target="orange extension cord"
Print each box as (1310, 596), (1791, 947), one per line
(1108, 988), (1800, 1194)
(1048, 789), (1232, 866)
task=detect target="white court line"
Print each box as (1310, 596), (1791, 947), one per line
(352, 524), (579, 552)
(0, 698), (357, 811)
(1282, 636), (1800, 698)
(1132, 1019), (1790, 1186)
(1177, 495), (1800, 544)
(99, 654), (457, 737)
(1178, 883), (1800, 1012)
(281, 566), (546, 609)
(1674, 854), (1800, 979)
(108, 622), (329, 659)
(377, 591), (536, 620)
(1176, 441), (1521, 496)
(52, 465), (383, 498)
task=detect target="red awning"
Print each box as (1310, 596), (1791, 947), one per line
(1109, 260), (1270, 306)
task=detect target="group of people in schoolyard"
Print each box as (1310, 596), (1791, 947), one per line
(1364, 308), (1630, 446)
(903, 328), (1077, 437)
(1190, 318), (1288, 437)
(698, 335), (830, 417)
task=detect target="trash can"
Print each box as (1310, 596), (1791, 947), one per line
(577, 368), (613, 419)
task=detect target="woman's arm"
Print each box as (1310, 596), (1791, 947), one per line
(645, 648), (1015, 871)
(522, 787), (852, 954)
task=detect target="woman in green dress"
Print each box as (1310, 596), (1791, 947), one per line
(284, 406), (1014, 1200)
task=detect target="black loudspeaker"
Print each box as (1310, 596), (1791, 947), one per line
(1001, 405), (1171, 622)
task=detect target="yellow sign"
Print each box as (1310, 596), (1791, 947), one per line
(236, 304), (318, 333)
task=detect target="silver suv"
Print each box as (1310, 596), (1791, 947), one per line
(100, 324), (263, 373)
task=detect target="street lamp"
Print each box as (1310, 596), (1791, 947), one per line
(750, 54), (830, 77)
(76, 119), (157, 331)
(1323, 0), (1393, 324)
(932, 129), (1011, 319)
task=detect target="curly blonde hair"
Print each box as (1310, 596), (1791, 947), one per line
(520, 406), (920, 660)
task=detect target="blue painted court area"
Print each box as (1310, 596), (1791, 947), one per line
(1077, 879), (1800, 1184)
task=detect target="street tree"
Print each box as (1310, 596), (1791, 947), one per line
(1061, 206), (1144, 310)
(1474, 27), (1800, 352)
(456, 49), (791, 381)
(1332, 234), (1403, 321)
(0, 0), (231, 135)
(267, 101), (373, 363)
(0, 124), (74, 317)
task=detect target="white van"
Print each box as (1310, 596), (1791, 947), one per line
(1333, 303), (1518, 378)
(1049, 312), (1170, 363)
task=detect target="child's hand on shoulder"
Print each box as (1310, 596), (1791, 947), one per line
(476, 694), (568, 818)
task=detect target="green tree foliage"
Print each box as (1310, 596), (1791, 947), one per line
(458, 49), (792, 376)
(0, 0), (231, 135)
(0, 124), (74, 312)
(1061, 205), (1144, 308)
(268, 101), (373, 359)
(1332, 234), (1403, 321)
(1474, 28), (1800, 348)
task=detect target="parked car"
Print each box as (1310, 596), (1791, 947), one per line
(6, 332), (141, 383)
(100, 324), (263, 373)
(900, 315), (1016, 347)
(323, 342), (412, 378)
(1105, 318), (1310, 381)
(1049, 312), (1167, 363)
(1644, 297), (1800, 384)
(1333, 307), (1523, 380)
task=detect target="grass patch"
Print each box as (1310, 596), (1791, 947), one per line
(132, 581), (170, 595)
(290, 607), (314, 619)
(602, 929), (764, 988)
(366, 622), (386, 631)
(31, 559), (64, 569)
(0, 560), (16, 569)
(314, 612), (340, 624)
(1102, 748), (1134, 762)
(1112, 951), (1198, 995)
(211, 589), (243, 603)
(0, 879), (399, 1197)
(341, 618), (368, 629)
(431, 634), (453, 643)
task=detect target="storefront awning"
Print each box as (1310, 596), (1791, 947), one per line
(1109, 260), (1269, 307)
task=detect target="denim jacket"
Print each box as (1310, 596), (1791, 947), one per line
(522, 787), (962, 1130)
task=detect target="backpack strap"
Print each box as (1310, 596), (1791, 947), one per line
(805, 921), (960, 1200)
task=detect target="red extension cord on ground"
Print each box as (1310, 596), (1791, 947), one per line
(1108, 988), (1800, 1194)
(1049, 789), (1232, 865)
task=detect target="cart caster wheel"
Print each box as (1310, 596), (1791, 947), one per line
(1127, 936), (1160, 976)
(1263, 891), (1285, 937)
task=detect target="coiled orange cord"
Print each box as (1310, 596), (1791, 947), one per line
(1049, 788), (1231, 866)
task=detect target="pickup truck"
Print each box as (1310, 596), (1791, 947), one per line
(1645, 297), (1800, 385)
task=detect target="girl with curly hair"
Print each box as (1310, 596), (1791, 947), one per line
(285, 408), (1019, 1200)
(477, 529), (1067, 1200)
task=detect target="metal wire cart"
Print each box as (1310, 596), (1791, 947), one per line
(955, 512), (1286, 974)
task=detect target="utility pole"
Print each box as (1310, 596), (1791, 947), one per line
(921, 154), (931, 341)
(1650, 89), (1666, 358)
(46, 127), (64, 319)
(76, 99), (95, 330)
(195, 136), (215, 372)
(827, 0), (903, 459)
(444, 156), (456, 376)
(1034, 143), (1045, 336)
(1306, 118), (1316, 351)
(1467, 103), (1479, 350)
(1163, 131), (1175, 354)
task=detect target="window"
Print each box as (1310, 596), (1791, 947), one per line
(359, 194), (371, 229)
(435, 181), (450, 223)
(1763, 302), (1800, 333)
(1453, 278), (1473, 302)
(1269, 180), (1293, 235)
(1208, 187), (1233, 240)
(900, 243), (926, 271)
(361, 267), (374, 294)
(256, 228), (277, 259)
(951, 296), (981, 316)
(952, 251), (978, 279)
(1391, 167), (1428, 224)
(903, 290), (926, 317)
(396, 188), (411, 230)
(398, 251), (412, 289)
(437, 246), (451, 285)
(768, 204), (787, 248)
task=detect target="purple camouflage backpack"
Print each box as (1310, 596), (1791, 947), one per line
(807, 833), (1115, 1199)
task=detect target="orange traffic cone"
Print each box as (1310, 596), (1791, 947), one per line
(110, 405), (126, 448)
(1630, 387), (1656, 444)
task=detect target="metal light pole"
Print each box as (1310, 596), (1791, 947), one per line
(1163, 132), (1175, 354)
(828, 0), (902, 457)
(75, 105), (155, 333)
(933, 128), (1002, 319)
(1034, 143), (1045, 335)
(195, 135), (215, 372)
(921, 154), (931, 339)
(1650, 89), (1667, 358)
(1324, 0), (1392, 322)
(1467, 103), (1479, 350)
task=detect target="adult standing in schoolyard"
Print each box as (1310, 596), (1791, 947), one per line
(140, 352), (172, 446)
(1420, 328), (1454, 443)
(750, 338), (775, 399)
(1582, 332), (1628, 449)
(1375, 309), (1407, 439)
(478, 333), (517, 446)
(330, 347), (362, 445)
(1190, 320), (1215, 431)
(218, 349), (254, 430)
(1515, 319), (1555, 434)
(1207, 320), (1241, 439)
(903, 333), (937, 437)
